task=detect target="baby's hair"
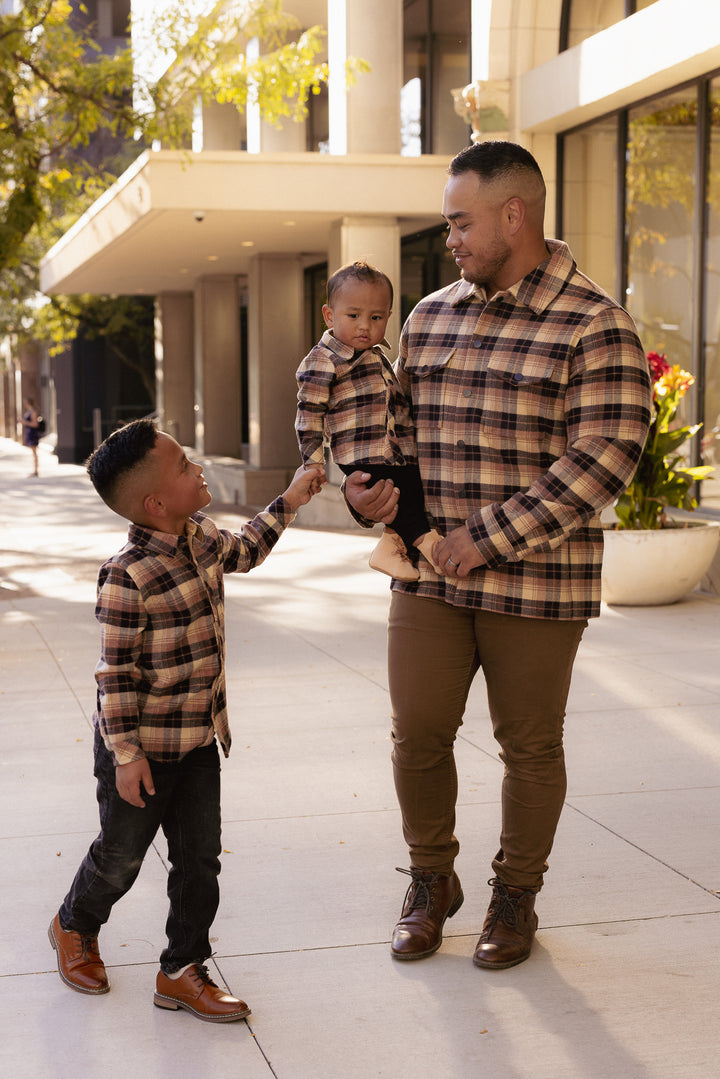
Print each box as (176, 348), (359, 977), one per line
(86, 418), (158, 509)
(326, 259), (393, 308)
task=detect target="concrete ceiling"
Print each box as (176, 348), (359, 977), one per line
(40, 150), (449, 296)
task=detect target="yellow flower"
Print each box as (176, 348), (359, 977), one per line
(655, 365), (694, 398)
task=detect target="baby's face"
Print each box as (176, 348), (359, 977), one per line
(323, 279), (391, 352)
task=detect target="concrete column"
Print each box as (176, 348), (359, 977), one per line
(193, 276), (242, 457)
(247, 254), (305, 470)
(327, 216), (402, 352)
(155, 293), (195, 447)
(345, 0), (402, 154)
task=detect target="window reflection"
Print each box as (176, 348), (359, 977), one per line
(402, 0), (470, 156)
(703, 82), (720, 509)
(562, 119), (618, 296)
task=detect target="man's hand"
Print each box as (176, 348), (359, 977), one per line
(115, 758), (155, 807)
(435, 525), (486, 578)
(344, 471), (399, 525)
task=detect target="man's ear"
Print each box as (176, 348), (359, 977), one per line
(505, 196), (526, 236)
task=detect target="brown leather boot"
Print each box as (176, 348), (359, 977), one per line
(154, 964), (251, 1023)
(48, 913), (110, 994)
(391, 867), (464, 960)
(473, 877), (538, 970)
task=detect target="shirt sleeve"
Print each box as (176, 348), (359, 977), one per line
(94, 562), (147, 766)
(295, 352), (335, 466)
(217, 496), (298, 572)
(467, 308), (653, 566)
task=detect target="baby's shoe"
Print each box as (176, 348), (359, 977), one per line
(369, 531), (419, 581)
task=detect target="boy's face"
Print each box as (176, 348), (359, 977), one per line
(147, 432), (212, 533)
(322, 279), (391, 352)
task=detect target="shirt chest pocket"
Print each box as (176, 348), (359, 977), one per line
(481, 353), (563, 445)
(405, 347), (456, 429)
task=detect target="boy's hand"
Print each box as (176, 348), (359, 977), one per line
(116, 758), (155, 807)
(283, 465), (326, 511)
(344, 471), (399, 525)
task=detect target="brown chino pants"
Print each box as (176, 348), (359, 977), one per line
(388, 592), (587, 892)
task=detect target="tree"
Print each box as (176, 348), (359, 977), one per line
(0, 0), (368, 344)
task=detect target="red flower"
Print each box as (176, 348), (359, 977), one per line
(647, 351), (671, 383)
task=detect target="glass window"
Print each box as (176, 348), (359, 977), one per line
(403, 0), (470, 156)
(702, 81), (720, 510)
(401, 226), (458, 324)
(563, 1), (660, 49)
(562, 118), (619, 296)
(625, 91), (696, 407)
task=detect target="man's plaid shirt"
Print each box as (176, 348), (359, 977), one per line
(295, 329), (416, 468)
(93, 501), (295, 766)
(390, 240), (652, 620)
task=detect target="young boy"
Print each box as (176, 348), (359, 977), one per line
(295, 259), (441, 581)
(48, 419), (324, 1023)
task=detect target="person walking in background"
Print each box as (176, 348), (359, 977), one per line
(295, 259), (442, 581)
(344, 141), (652, 970)
(48, 418), (324, 1022)
(21, 397), (41, 477)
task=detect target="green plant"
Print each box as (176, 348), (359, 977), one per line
(614, 352), (714, 529)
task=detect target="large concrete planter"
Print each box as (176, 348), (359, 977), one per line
(601, 520), (720, 606)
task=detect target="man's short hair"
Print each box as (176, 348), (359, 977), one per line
(326, 259), (393, 309)
(86, 418), (158, 511)
(448, 140), (545, 192)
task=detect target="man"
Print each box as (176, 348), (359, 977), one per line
(345, 141), (651, 970)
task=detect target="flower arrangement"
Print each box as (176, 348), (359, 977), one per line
(614, 352), (714, 530)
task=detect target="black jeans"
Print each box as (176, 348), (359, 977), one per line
(59, 728), (222, 974)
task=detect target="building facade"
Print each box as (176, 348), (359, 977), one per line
(39, 0), (720, 531)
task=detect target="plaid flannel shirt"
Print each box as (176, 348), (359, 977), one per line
(388, 239), (652, 620)
(93, 501), (295, 766)
(295, 329), (416, 467)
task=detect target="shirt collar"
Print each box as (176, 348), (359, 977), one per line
(449, 239), (576, 315)
(320, 328), (391, 365)
(127, 512), (207, 555)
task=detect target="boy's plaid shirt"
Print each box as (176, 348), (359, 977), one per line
(389, 240), (652, 620)
(93, 502), (295, 766)
(295, 329), (417, 467)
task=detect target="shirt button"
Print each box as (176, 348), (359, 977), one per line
(472, 340), (482, 348)
(457, 439), (466, 448)
(463, 389), (472, 398)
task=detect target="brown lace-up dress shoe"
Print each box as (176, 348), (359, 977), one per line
(48, 913), (109, 994)
(473, 877), (538, 970)
(391, 867), (464, 960)
(154, 964), (251, 1023)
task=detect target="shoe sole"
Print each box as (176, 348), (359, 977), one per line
(48, 921), (110, 995)
(391, 888), (465, 961)
(153, 992), (251, 1022)
(472, 949), (532, 970)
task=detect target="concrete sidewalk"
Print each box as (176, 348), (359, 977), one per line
(1, 435), (719, 1079)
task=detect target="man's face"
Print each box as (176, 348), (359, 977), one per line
(442, 171), (512, 294)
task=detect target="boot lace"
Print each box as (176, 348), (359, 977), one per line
(189, 963), (219, 988)
(75, 933), (101, 962)
(486, 877), (531, 930)
(396, 866), (442, 913)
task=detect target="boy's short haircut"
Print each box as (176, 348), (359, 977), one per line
(326, 260), (393, 309)
(87, 418), (158, 512)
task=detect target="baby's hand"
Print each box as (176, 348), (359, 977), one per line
(283, 465), (327, 510)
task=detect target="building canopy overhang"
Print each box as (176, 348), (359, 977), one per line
(40, 150), (450, 296)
